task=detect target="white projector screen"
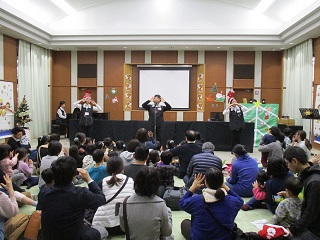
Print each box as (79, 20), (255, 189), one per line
(138, 67), (190, 109)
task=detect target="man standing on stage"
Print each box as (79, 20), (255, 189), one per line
(142, 94), (171, 143)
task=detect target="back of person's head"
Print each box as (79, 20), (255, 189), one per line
(41, 168), (54, 185)
(0, 144), (11, 160)
(166, 140), (175, 150)
(51, 156), (77, 185)
(205, 168), (225, 200)
(285, 176), (302, 197)
(49, 133), (60, 142)
(283, 127), (292, 137)
(11, 126), (23, 135)
(160, 151), (173, 165)
(37, 135), (49, 149)
(202, 142), (215, 151)
(232, 144), (247, 156)
(283, 146), (308, 165)
(126, 139), (140, 152)
(86, 144), (97, 155)
(256, 170), (269, 185)
(69, 145), (80, 157)
(135, 128), (149, 142)
(296, 130), (312, 150)
(95, 141), (105, 150)
(92, 149), (104, 163)
(277, 133), (285, 143)
(103, 137), (113, 148)
(155, 141), (161, 151)
(15, 148), (28, 161)
(185, 130), (196, 142)
(48, 141), (62, 156)
(134, 145), (149, 161)
(74, 132), (86, 145)
(115, 140), (125, 151)
(85, 137), (93, 145)
(269, 126), (281, 137)
(267, 156), (289, 178)
(106, 155), (124, 187)
(148, 150), (160, 164)
(134, 167), (160, 197)
(108, 151), (118, 158)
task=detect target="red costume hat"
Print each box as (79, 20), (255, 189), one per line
(258, 224), (289, 239)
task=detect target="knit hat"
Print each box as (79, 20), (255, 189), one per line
(258, 224), (289, 239)
(228, 98), (235, 104)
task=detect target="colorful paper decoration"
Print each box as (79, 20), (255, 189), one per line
(110, 88), (117, 95)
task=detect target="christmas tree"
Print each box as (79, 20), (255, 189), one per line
(15, 95), (32, 127)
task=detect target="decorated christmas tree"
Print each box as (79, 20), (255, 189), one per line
(15, 95), (32, 127)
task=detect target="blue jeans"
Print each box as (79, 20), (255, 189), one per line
(245, 197), (262, 209)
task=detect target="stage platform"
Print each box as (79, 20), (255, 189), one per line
(69, 120), (254, 152)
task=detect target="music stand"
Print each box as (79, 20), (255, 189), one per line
(299, 108), (320, 119)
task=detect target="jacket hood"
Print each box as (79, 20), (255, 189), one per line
(120, 151), (134, 162)
(202, 188), (227, 203)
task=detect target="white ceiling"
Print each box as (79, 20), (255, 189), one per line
(0, 0), (320, 51)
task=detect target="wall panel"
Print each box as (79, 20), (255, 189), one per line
(205, 51), (227, 88)
(151, 51), (178, 63)
(261, 51), (282, 88)
(104, 51), (125, 87)
(78, 51), (97, 64)
(185, 51), (198, 64)
(104, 86), (123, 120)
(131, 51), (145, 63)
(234, 51), (255, 64)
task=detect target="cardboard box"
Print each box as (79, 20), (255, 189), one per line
(278, 118), (295, 126)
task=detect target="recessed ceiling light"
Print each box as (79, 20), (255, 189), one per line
(123, 47), (127, 49)
(38, 43), (42, 45)
(280, 47), (284, 50)
(154, 47), (158, 49)
(217, 47), (221, 49)
(289, 42), (294, 45)
(185, 47), (189, 49)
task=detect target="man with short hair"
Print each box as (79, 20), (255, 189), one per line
(37, 156), (108, 240)
(185, 142), (223, 188)
(123, 145), (149, 181)
(170, 130), (202, 179)
(283, 146), (320, 239)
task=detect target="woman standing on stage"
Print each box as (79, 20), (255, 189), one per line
(223, 97), (247, 149)
(73, 92), (102, 138)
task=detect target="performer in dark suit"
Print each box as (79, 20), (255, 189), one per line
(223, 98), (248, 149)
(142, 94), (171, 142)
(37, 156), (108, 240)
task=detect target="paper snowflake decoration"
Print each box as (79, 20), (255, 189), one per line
(111, 88), (117, 95)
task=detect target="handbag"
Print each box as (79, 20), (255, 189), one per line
(163, 186), (187, 210)
(202, 197), (248, 240)
(84, 176), (129, 224)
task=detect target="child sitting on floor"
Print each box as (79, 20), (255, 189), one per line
(242, 170), (269, 211)
(271, 176), (303, 228)
(41, 168), (54, 188)
(259, 126), (281, 167)
(88, 149), (109, 183)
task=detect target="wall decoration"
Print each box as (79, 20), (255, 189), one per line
(0, 81), (14, 131)
(110, 88), (117, 95)
(196, 73), (205, 112)
(105, 94), (110, 99)
(243, 103), (279, 147)
(124, 72), (132, 111)
(112, 96), (119, 103)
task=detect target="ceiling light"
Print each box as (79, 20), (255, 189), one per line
(123, 47), (127, 49)
(154, 47), (158, 49)
(289, 42), (294, 45)
(185, 47), (189, 49)
(38, 43), (42, 45)
(49, 0), (76, 15)
(217, 47), (221, 49)
(280, 48), (284, 50)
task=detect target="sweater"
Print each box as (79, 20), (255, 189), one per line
(119, 193), (172, 240)
(227, 154), (259, 197)
(88, 165), (109, 183)
(92, 174), (134, 228)
(17, 160), (33, 180)
(272, 197), (302, 228)
(258, 141), (284, 160)
(38, 155), (58, 187)
(0, 191), (19, 219)
(179, 189), (243, 240)
(0, 156), (18, 177)
(120, 151), (135, 167)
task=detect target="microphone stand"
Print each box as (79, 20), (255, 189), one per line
(153, 105), (157, 141)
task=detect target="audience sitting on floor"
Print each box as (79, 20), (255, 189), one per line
(258, 126), (281, 167)
(225, 144), (259, 197)
(180, 168), (243, 240)
(184, 141), (222, 189)
(271, 176), (303, 228)
(124, 145), (149, 181)
(88, 149), (109, 183)
(170, 130), (202, 179)
(118, 167), (173, 240)
(114, 140), (125, 156)
(82, 144), (97, 171)
(92, 155), (134, 235)
(36, 133), (60, 167)
(38, 141), (62, 187)
(74, 132), (87, 156)
(135, 128), (158, 150)
(37, 156), (108, 240)
(291, 130), (312, 159)
(147, 149), (160, 167)
(120, 139), (140, 167)
(68, 145), (84, 168)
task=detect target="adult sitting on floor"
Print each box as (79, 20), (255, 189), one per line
(225, 144), (259, 197)
(37, 156), (108, 240)
(185, 142), (222, 189)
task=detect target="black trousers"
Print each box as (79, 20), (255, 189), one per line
(80, 125), (93, 138)
(181, 219), (191, 240)
(231, 129), (243, 149)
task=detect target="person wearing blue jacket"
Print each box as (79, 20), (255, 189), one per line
(225, 144), (259, 197)
(180, 168), (243, 240)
